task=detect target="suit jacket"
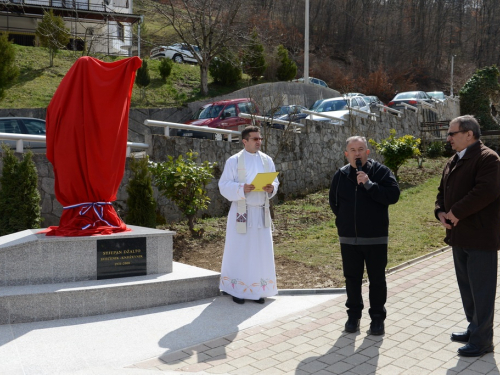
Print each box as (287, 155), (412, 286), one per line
(435, 141), (500, 250)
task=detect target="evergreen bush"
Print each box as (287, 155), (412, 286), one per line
(149, 151), (216, 237)
(242, 29), (267, 80)
(209, 50), (242, 85)
(0, 145), (41, 235)
(276, 45), (297, 81)
(369, 129), (421, 180)
(125, 155), (157, 228)
(158, 58), (173, 82)
(0, 32), (20, 101)
(135, 60), (151, 102)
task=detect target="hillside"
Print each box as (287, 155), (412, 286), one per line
(2, 45), (255, 109)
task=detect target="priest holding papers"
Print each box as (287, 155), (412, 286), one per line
(219, 126), (280, 304)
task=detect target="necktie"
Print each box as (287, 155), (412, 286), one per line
(450, 154), (459, 170)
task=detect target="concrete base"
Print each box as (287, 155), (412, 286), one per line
(0, 225), (174, 286)
(0, 262), (220, 325)
(0, 226), (221, 325)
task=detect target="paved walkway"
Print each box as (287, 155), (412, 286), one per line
(2, 248), (500, 374)
(130, 249), (500, 374)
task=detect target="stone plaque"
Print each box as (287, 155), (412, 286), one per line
(97, 237), (147, 280)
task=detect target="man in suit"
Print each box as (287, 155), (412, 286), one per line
(435, 115), (500, 356)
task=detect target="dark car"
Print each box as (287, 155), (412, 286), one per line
(364, 95), (385, 111)
(0, 117), (46, 152)
(265, 105), (308, 129)
(387, 91), (435, 112)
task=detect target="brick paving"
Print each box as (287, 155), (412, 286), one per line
(130, 250), (500, 374)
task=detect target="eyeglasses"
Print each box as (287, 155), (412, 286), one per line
(446, 130), (468, 138)
(246, 137), (263, 141)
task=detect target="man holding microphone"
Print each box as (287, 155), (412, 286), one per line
(329, 136), (400, 335)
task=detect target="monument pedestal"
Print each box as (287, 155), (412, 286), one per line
(0, 226), (220, 324)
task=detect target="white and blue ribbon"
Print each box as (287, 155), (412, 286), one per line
(63, 202), (118, 230)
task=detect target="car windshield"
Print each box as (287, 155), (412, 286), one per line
(316, 100), (348, 112)
(195, 104), (224, 119)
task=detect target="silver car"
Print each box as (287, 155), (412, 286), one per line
(0, 117), (46, 153)
(150, 43), (201, 64)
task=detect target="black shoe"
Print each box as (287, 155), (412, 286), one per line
(369, 319), (385, 335)
(457, 343), (494, 357)
(254, 298), (265, 304)
(232, 296), (245, 304)
(451, 331), (470, 343)
(344, 318), (360, 333)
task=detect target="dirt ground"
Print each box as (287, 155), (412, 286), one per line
(173, 231), (333, 290)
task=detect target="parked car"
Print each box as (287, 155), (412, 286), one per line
(150, 43), (201, 64)
(177, 98), (260, 140)
(426, 91), (446, 102)
(0, 117), (46, 153)
(364, 95), (385, 111)
(292, 77), (329, 88)
(305, 96), (370, 124)
(345, 92), (366, 97)
(387, 91), (435, 111)
(265, 105), (308, 129)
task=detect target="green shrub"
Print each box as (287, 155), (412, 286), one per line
(158, 58), (173, 82)
(369, 129), (421, 180)
(209, 50), (242, 85)
(0, 145), (41, 235)
(125, 156), (156, 228)
(425, 141), (445, 158)
(149, 151), (216, 236)
(276, 45), (297, 81)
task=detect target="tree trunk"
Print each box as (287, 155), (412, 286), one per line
(200, 63), (209, 96)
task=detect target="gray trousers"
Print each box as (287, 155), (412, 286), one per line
(452, 247), (498, 346)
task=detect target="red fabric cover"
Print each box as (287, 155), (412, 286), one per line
(41, 56), (142, 236)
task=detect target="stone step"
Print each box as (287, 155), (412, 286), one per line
(0, 262), (220, 325)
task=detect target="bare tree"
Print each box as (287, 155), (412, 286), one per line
(143, 0), (244, 96)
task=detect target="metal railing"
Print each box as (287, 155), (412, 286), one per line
(302, 107), (377, 124)
(144, 120), (241, 142)
(301, 109), (345, 123)
(238, 113), (304, 128)
(376, 104), (402, 117)
(0, 133), (149, 156)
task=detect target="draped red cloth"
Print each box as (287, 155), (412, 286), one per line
(41, 56), (142, 236)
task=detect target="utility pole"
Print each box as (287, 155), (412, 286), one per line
(304, 0), (309, 85)
(450, 55), (455, 97)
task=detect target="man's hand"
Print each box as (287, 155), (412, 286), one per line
(438, 211), (452, 229)
(244, 184), (255, 193)
(445, 210), (460, 226)
(263, 184), (274, 193)
(356, 171), (369, 185)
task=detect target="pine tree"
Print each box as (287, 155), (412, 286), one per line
(126, 156), (157, 228)
(242, 29), (267, 80)
(35, 10), (70, 67)
(276, 45), (297, 81)
(135, 60), (151, 102)
(209, 49), (242, 85)
(0, 146), (41, 235)
(0, 32), (19, 101)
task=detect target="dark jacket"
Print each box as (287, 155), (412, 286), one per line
(435, 141), (500, 251)
(329, 159), (400, 243)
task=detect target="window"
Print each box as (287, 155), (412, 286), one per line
(0, 119), (21, 133)
(238, 102), (257, 114)
(223, 105), (237, 117)
(22, 119), (46, 135)
(117, 22), (124, 42)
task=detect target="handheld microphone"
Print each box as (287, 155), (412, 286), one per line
(355, 158), (363, 186)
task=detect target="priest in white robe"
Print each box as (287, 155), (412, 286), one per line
(218, 126), (280, 304)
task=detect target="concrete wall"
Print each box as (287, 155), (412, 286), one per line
(0, 87), (460, 226)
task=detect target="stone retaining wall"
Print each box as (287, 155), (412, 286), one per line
(0, 89), (460, 226)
